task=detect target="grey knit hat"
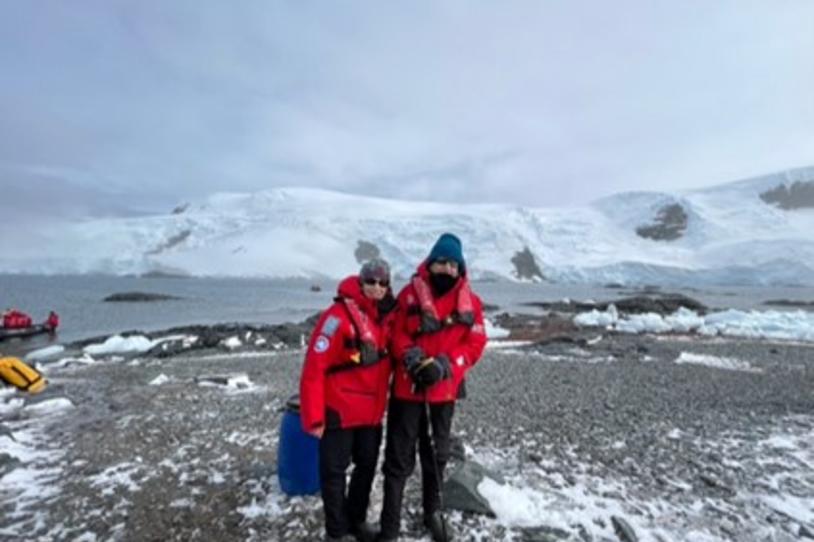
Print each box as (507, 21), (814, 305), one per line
(359, 258), (391, 283)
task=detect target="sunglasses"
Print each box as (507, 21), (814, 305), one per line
(362, 278), (390, 287)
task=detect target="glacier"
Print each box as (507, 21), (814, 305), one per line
(3, 166), (814, 286)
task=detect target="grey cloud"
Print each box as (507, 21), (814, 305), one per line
(0, 0), (812, 216)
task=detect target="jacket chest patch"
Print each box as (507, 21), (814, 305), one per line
(314, 335), (330, 353)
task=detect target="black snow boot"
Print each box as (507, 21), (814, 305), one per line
(424, 511), (452, 542)
(350, 522), (377, 542)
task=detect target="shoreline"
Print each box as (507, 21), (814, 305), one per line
(3, 295), (814, 541)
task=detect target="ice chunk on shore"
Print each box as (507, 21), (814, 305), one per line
(485, 319), (510, 339)
(84, 335), (156, 355)
(222, 336), (242, 349)
(575, 306), (814, 342)
(25, 345), (65, 362)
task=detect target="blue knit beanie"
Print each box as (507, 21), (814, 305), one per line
(427, 233), (466, 275)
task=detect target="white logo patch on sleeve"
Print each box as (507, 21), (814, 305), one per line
(313, 335), (330, 353)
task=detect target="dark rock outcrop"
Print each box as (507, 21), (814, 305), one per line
(103, 292), (182, 302)
(635, 203), (688, 241)
(760, 180), (814, 210)
(171, 203), (190, 214)
(492, 313), (582, 343)
(511, 246), (545, 281)
(523, 293), (707, 316)
(146, 230), (191, 256)
(354, 240), (381, 264)
(609, 294), (707, 315)
(71, 313), (322, 357)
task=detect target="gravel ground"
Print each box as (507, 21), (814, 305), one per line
(2, 331), (814, 541)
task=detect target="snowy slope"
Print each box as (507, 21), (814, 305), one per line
(3, 167), (814, 286)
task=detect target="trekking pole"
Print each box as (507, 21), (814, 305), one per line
(423, 388), (449, 541)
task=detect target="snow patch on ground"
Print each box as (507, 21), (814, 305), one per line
(149, 374), (171, 386)
(0, 394), (71, 539)
(467, 415), (814, 542)
(675, 352), (760, 372)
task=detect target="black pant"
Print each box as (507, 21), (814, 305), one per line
(379, 398), (455, 538)
(320, 425), (383, 538)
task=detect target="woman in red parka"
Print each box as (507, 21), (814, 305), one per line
(299, 258), (396, 542)
(377, 233), (487, 542)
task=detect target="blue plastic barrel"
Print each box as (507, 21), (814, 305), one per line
(277, 394), (321, 495)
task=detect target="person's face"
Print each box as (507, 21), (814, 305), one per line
(361, 277), (389, 301)
(429, 258), (459, 277)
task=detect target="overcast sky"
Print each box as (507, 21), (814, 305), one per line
(1, 0), (813, 219)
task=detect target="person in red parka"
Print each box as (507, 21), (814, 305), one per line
(377, 233), (487, 542)
(46, 311), (60, 331)
(300, 258), (397, 542)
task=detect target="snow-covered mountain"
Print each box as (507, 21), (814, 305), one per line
(5, 166), (814, 286)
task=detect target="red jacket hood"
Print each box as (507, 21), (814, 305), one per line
(336, 275), (378, 318)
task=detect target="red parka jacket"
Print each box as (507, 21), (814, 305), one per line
(391, 263), (487, 403)
(299, 276), (395, 432)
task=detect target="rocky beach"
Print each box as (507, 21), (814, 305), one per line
(2, 296), (814, 542)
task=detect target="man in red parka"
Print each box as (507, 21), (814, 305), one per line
(300, 258), (397, 542)
(377, 233), (487, 542)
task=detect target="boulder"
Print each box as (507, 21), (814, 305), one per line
(443, 460), (504, 517)
(611, 516), (638, 542)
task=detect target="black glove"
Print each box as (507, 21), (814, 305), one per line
(420, 313), (442, 334)
(403, 346), (426, 377)
(414, 354), (452, 388)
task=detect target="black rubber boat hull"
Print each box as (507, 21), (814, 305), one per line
(0, 324), (55, 341)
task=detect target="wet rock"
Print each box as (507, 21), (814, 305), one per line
(611, 516), (638, 542)
(444, 460), (504, 516)
(635, 203), (688, 241)
(103, 292), (182, 302)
